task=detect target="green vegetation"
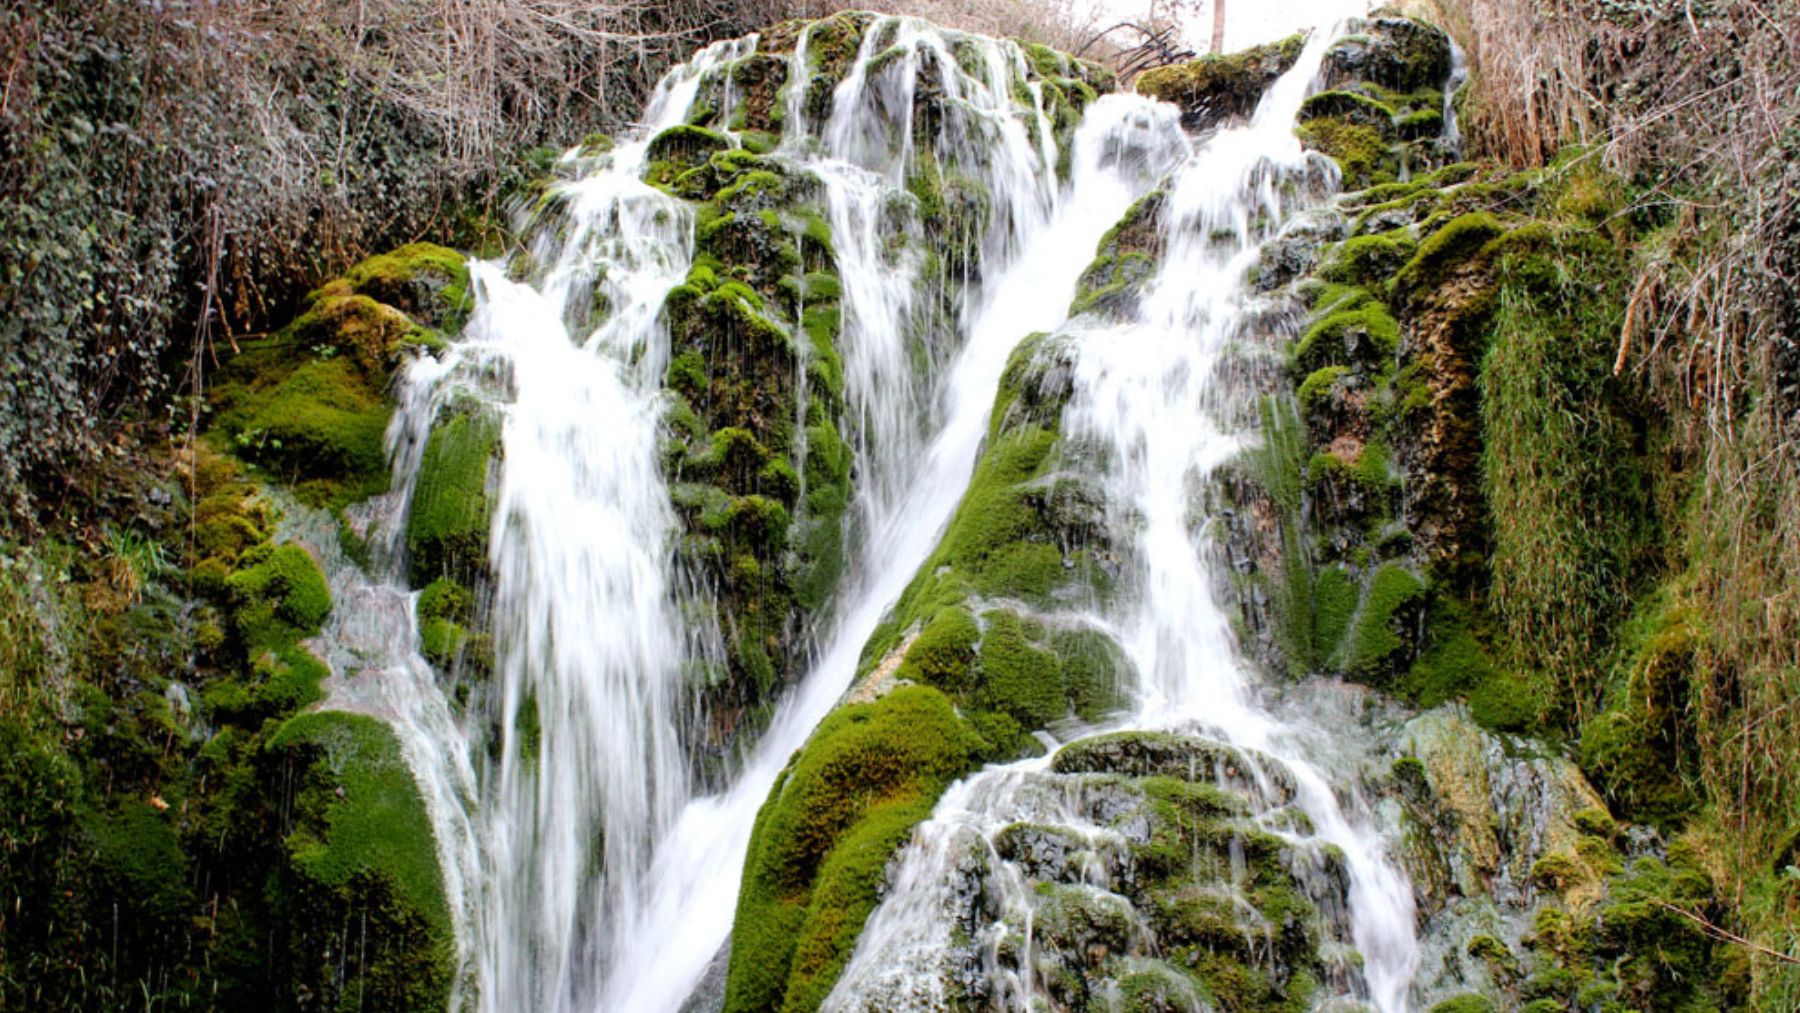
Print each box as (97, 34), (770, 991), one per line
(407, 403), (502, 585)
(725, 685), (988, 1013)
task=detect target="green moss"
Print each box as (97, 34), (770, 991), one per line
(1579, 593), (1700, 826)
(1297, 117), (1396, 188)
(1296, 365), (1353, 415)
(1312, 563), (1358, 663)
(1299, 88), (1398, 128)
(417, 577), (474, 669)
(268, 710), (454, 1008)
(1427, 997), (1496, 1013)
(1390, 212), (1506, 301)
(205, 643), (331, 722)
(976, 609), (1063, 728)
(1337, 563), (1427, 680)
(724, 685), (988, 1012)
(1293, 301), (1401, 371)
(225, 542), (332, 647)
(337, 242), (471, 330)
(644, 125), (732, 189)
(406, 404), (501, 585)
(895, 606), (979, 691)
(87, 800), (192, 922)
(221, 356), (393, 499)
(269, 711), (450, 936)
(1320, 232), (1417, 286)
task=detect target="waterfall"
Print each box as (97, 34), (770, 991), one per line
(824, 26), (1421, 1013)
(360, 13), (1426, 1011)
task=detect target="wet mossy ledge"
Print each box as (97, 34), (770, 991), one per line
(1135, 34), (1306, 132)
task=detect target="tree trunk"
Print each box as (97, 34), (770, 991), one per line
(1211, 0), (1226, 52)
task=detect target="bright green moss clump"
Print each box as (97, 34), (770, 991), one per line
(1390, 212), (1506, 302)
(1337, 563), (1427, 680)
(223, 356), (391, 492)
(225, 542), (332, 646)
(213, 243), (469, 507)
(1293, 301), (1400, 371)
(407, 404), (501, 585)
(725, 685), (988, 1013)
(268, 710), (454, 1009)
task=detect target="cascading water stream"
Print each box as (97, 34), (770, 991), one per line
(600, 24), (1190, 1010)
(829, 26), (1421, 1013)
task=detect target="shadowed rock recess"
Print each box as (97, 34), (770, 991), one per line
(0, 5), (1782, 1013)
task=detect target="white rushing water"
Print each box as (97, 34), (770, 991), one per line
(827, 25), (1421, 1013)
(350, 12), (1430, 1012)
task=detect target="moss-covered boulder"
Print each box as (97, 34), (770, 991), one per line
(725, 685), (988, 1012)
(212, 244), (469, 506)
(1294, 14), (1456, 189)
(405, 400), (501, 586)
(267, 711), (454, 1010)
(1136, 35), (1306, 132)
(823, 733), (1350, 1010)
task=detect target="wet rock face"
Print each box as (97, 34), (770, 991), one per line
(1384, 707), (1729, 1011)
(1321, 18), (1452, 95)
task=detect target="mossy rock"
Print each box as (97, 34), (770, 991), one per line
(1322, 15), (1452, 94)
(330, 242), (471, 332)
(213, 244), (468, 507)
(268, 710), (454, 1009)
(1299, 116), (1401, 189)
(1052, 731), (1294, 803)
(1390, 212), (1506, 305)
(724, 685), (988, 1012)
(1334, 562), (1428, 680)
(218, 355), (393, 497)
(406, 403), (501, 586)
(1293, 300), (1400, 371)
(1136, 35), (1305, 131)
(225, 542), (332, 648)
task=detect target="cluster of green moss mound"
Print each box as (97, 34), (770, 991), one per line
(264, 711), (455, 1008)
(211, 243), (470, 508)
(1292, 15), (1457, 189)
